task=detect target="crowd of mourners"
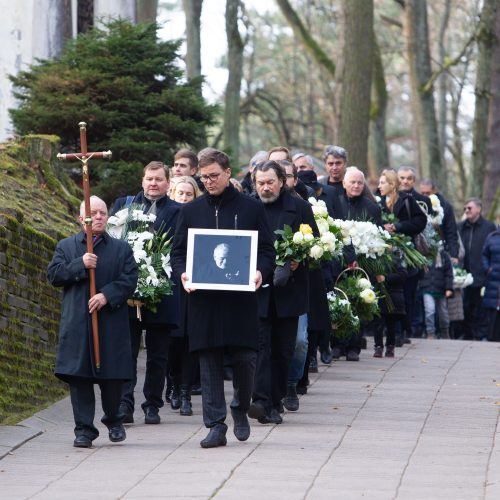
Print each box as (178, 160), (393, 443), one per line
(47, 144), (500, 449)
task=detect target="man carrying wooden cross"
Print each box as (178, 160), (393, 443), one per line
(48, 196), (138, 448)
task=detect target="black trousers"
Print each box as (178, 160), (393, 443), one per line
(374, 314), (404, 347)
(463, 287), (490, 340)
(402, 272), (420, 336)
(121, 319), (171, 412)
(253, 314), (298, 412)
(69, 378), (123, 439)
(199, 347), (257, 428)
(168, 336), (198, 387)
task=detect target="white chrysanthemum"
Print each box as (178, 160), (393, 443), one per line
(360, 288), (376, 304)
(133, 249), (147, 262)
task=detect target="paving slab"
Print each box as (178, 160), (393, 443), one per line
(0, 338), (499, 499)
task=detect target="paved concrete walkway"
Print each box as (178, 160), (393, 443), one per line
(1, 339), (500, 499)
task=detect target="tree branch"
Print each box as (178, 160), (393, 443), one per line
(276, 0), (335, 78)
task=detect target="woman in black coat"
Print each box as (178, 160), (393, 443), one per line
(378, 168), (427, 345)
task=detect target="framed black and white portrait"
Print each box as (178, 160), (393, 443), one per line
(186, 229), (258, 291)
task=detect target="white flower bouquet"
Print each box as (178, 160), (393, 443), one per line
(429, 194), (444, 225)
(326, 289), (360, 340)
(453, 266), (473, 289)
(335, 268), (381, 322)
(308, 198), (344, 260)
(332, 218), (392, 275)
(107, 204), (173, 313)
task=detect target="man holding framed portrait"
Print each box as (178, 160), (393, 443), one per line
(171, 149), (275, 449)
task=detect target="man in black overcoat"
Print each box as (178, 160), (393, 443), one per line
(332, 167), (383, 361)
(171, 149), (275, 448)
(459, 198), (496, 340)
(248, 160), (318, 424)
(47, 196), (138, 448)
(111, 162), (181, 425)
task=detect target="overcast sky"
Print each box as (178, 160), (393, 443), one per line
(158, 0), (276, 100)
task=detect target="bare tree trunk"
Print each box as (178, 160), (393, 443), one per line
(182, 0), (203, 86)
(403, 0), (444, 190)
(224, 0), (244, 166)
(483, 4), (500, 216)
(136, 0), (158, 23)
(337, 0), (374, 170)
(368, 35), (389, 178)
(437, 0), (451, 164)
(78, 0), (94, 34)
(469, 0), (499, 198)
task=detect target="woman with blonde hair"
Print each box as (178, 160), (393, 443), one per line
(377, 168), (427, 349)
(169, 175), (201, 203)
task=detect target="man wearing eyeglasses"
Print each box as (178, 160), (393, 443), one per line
(171, 149), (275, 448)
(459, 198), (496, 340)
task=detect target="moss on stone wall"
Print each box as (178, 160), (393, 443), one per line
(0, 136), (84, 423)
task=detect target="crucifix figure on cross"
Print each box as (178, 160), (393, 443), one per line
(57, 122), (112, 371)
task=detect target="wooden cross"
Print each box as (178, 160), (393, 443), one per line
(57, 122), (112, 371)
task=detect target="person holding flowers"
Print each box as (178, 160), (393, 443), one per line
(249, 160), (318, 425)
(111, 161), (181, 426)
(378, 168), (427, 346)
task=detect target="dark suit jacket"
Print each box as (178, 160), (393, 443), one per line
(111, 191), (181, 326)
(257, 190), (318, 319)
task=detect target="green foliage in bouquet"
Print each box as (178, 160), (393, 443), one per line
(327, 290), (360, 340)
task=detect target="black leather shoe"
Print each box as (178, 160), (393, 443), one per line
(346, 350), (360, 361)
(308, 356), (318, 373)
(144, 406), (160, 424)
(247, 401), (267, 420)
(200, 425), (227, 448)
(403, 338), (411, 344)
(179, 387), (193, 416)
(331, 347), (343, 359)
(109, 425), (126, 443)
(170, 385), (181, 410)
(283, 384), (299, 411)
(231, 408), (250, 441)
(119, 403), (134, 424)
(320, 348), (333, 365)
(190, 384), (202, 395)
(258, 408), (283, 425)
(73, 435), (92, 448)
(395, 337), (404, 347)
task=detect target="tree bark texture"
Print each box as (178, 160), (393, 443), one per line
(136, 0), (158, 23)
(337, 0), (374, 171)
(368, 35), (389, 178)
(483, 4), (500, 216)
(182, 0), (203, 85)
(437, 0), (451, 164)
(403, 0), (444, 190)
(77, 0), (94, 34)
(469, 0), (499, 199)
(224, 0), (244, 166)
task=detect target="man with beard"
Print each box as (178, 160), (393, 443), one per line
(171, 149), (275, 448)
(249, 160), (318, 424)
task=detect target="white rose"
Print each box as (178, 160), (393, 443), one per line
(360, 288), (376, 304)
(293, 232), (304, 244)
(321, 232), (335, 244)
(304, 233), (314, 242)
(358, 278), (372, 289)
(309, 245), (324, 260)
(316, 219), (329, 234)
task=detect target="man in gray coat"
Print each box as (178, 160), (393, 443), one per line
(48, 196), (138, 448)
